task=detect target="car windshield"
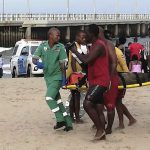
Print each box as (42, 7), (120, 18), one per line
(31, 46), (38, 55)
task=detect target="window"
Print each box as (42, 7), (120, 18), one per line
(12, 45), (19, 55)
(31, 46), (38, 55)
(21, 46), (29, 56)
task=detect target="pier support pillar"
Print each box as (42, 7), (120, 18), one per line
(141, 23), (146, 37)
(126, 24), (130, 37)
(25, 26), (31, 39)
(114, 24), (118, 37)
(137, 24), (141, 36)
(65, 26), (70, 41)
(104, 25), (108, 30)
(81, 26), (84, 30)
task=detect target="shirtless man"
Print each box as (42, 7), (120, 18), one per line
(99, 28), (119, 134)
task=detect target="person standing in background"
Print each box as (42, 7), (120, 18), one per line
(129, 54), (142, 73)
(128, 37), (144, 60)
(0, 54), (4, 78)
(116, 38), (136, 129)
(66, 30), (87, 123)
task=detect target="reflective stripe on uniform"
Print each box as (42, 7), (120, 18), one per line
(63, 112), (67, 116)
(52, 107), (60, 113)
(46, 97), (53, 101)
(57, 99), (62, 104)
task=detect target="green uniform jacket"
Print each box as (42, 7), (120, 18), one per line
(34, 41), (67, 83)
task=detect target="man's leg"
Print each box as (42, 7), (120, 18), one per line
(56, 92), (73, 131)
(121, 104), (136, 126)
(74, 91), (83, 123)
(83, 85), (106, 140)
(104, 75), (119, 134)
(116, 99), (124, 129)
(46, 81), (65, 129)
(69, 90), (75, 122)
(105, 108), (115, 134)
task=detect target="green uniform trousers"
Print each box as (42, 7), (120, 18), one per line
(45, 80), (72, 127)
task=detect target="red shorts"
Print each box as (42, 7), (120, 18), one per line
(117, 89), (126, 100)
(104, 75), (119, 110)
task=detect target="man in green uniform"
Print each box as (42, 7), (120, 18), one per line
(33, 27), (73, 131)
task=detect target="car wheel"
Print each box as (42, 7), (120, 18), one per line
(12, 68), (18, 78)
(27, 65), (33, 77)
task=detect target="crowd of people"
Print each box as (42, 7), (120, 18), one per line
(32, 24), (149, 141)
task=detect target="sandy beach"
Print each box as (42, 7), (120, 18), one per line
(0, 77), (150, 150)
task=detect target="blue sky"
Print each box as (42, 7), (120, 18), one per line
(0, 0), (150, 14)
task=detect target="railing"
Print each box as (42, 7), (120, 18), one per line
(0, 14), (150, 22)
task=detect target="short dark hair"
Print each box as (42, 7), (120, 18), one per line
(76, 30), (86, 37)
(119, 37), (126, 45)
(104, 30), (111, 40)
(47, 27), (60, 37)
(88, 24), (99, 37)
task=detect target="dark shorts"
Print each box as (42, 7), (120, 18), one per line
(86, 85), (107, 104)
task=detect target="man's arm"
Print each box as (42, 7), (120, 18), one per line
(32, 45), (42, 64)
(107, 41), (117, 76)
(32, 45), (44, 69)
(70, 44), (105, 64)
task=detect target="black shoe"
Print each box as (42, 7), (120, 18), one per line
(64, 126), (73, 132)
(54, 121), (66, 130)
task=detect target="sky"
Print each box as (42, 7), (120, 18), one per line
(0, 0), (150, 14)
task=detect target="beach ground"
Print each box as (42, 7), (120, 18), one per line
(0, 78), (150, 150)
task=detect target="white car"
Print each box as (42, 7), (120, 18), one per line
(10, 39), (43, 78)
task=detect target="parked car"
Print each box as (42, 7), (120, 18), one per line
(10, 39), (43, 78)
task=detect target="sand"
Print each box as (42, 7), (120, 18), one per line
(0, 78), (150, 150)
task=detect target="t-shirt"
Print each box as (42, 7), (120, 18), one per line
(129, 42), (144, 60)
(33, 41), (67, 83)
(88, 39), (110, 87)
(115, 47), (129, 72)
(66, 42), (82, 78)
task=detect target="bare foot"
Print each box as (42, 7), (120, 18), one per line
(116, 124), (125, 129)
(128, 119), (137, 126)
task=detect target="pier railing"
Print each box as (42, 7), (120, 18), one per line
(0, 14), (150, 22)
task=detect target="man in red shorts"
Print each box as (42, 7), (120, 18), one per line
(99, 29), (119, 134)
(70, 24), (110, 140)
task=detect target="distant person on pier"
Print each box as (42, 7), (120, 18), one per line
(0, 54), (4, 78)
